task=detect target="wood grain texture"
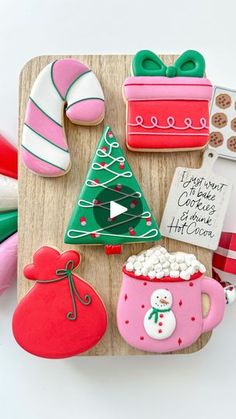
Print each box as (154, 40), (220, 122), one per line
(18, 54), (212, 355)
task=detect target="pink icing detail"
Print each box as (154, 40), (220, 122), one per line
(66, 99), (105, 123)
(25, 99), (67, 150)
(52, 59), (89, 98)
(123, 76), (212, 101)
(128, 116), (209, 131)
(21, 148), (64, 176)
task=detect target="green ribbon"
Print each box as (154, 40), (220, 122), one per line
(148, 307), (171, 323)
(37, 260), (91, 321)
(132, 49), (205, 78)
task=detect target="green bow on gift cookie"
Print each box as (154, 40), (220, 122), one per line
(132, 49), (205, 78)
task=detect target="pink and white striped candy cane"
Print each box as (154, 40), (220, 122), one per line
(21, 59), (105, 177)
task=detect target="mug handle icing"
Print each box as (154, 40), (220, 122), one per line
(201, 277), (225, 333)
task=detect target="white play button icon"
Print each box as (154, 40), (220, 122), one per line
(110, 201), (128, 219)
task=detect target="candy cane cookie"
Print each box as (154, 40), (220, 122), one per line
(21, 59), (105, 177)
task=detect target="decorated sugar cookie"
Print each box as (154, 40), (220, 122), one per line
(64, 126), (161, 254)
(0, 134), (18, 179)
(12, 246), (107, 358)
(123, 50), (212, 152)
(117, 246), (225, 353)
(0, 233), (17, 295)
(0, 210), (18, 243)
(21, 59), (105, 177)
(0, 175), (18, 212)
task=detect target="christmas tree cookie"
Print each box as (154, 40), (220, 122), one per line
(64, 126), (161, 253)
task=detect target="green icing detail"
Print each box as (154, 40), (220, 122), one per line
(148, 307), (171, 323)
(65, 70), (92, 101)
(0, 210), (18, 243)
(21, 145), (65, 171)
(51, 60), (65, 101)
(37, 259), (91, 321)
(132, 49), (205, 78)
(29, 97), (63, 128)
(24, 123), (69, 153)
(64, 125), (161, 246)
(66, 97), (104, 111)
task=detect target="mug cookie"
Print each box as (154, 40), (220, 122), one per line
(21, 59), (105, 177)
(211, 112), (227, 128)
(227, 136), (236, 152)
(117, 245), (225, 353)
(215, 93), (231, 109)
(231, 117), (236, 132)
(209, 132), (224, 148)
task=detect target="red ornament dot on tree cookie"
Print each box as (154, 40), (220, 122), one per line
(101, 146), (107, 152)
(129, 227), (136, 236)
(115, 184), (122, 191)
(108, 131), (113, 138)
(100, 162), (106, 167)
(93, 179), (100, 184)
(119, 162), (125, 170)
(130, 200), (138, 208)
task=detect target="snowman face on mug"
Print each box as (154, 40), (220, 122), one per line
(150, 289), (173, 309)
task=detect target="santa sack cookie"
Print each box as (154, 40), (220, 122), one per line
(123, 50), (212, 152)
(12, 246), (107, 358)
(117, 246), (225, 353)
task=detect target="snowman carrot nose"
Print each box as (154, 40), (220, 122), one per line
(160, 298), (168, 305)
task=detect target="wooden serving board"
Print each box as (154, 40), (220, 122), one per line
(18, 54), (212, 355)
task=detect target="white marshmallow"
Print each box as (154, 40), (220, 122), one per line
(170, 270), (180, 278)
(180, 271), (191, 280)
(170, 262), (179, 271)
(126, 262), (134, 272)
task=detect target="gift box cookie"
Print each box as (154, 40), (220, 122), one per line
(123, 50), (213, 152)
(209, 86), (236, 160)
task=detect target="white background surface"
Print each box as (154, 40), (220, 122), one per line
(0, 1), (236, 418)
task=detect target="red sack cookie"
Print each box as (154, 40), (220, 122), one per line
(12, 246), (107, 358)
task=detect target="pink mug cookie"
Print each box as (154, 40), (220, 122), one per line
(117, 247), (225, 352)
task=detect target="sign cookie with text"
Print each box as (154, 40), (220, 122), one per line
(160, 150), (232, 250)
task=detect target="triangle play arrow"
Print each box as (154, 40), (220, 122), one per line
(110, 201), (128, 219)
